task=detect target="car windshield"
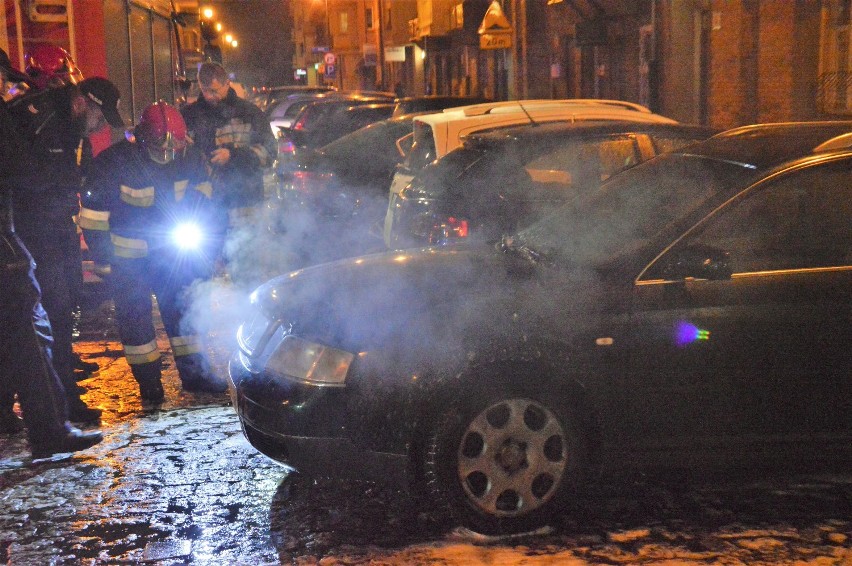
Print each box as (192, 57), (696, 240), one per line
(319, 120), (413, 167)
(513, 153), (754, 266)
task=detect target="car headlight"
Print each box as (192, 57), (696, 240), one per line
(266, 335), (354, 387)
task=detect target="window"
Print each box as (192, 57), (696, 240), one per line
(665, 160), (852, 273)
(340, 12), (349, 33)
(819, 0), (852, 113)
(366, 8), (374, 30)
(651, 135), (706, 155)
(522, 136), (640, 192)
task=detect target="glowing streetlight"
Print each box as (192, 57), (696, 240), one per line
(231, 40), (238, 48)
(224, 33), (234, 44)
(215, 22), (222, 32)
(201, 7), (214, 19)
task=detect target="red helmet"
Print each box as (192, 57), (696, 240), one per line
(24, 45), (83, 90)
(134, 101), (188, 164)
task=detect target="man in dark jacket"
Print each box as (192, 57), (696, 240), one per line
(0, 49), (103, 457)
(80, 101), (229, 401)
(9, 77), (125, 423)
(180, 62), (276, 216)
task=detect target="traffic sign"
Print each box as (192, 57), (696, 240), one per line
(324, 52), (337, 66)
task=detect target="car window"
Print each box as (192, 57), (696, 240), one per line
(522, 135), (640, 191)
(517, 154), (748, 266)
(408, 121), (438, 170)
(651, 135), (707, 155)
(662, 160), (852, 273)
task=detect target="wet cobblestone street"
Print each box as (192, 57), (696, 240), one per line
(1, 290), (851, 564)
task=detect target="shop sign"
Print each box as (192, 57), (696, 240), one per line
(480, 33), (512, 50)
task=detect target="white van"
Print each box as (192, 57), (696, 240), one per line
(382, 99), (676, 246)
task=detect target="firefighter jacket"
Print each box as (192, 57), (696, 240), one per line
(180, 88), (275, 210)
(78, 140), (226, 268)
(8, 85), (91, 248)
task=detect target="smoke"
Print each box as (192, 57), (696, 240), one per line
(180, 182), (393, 364)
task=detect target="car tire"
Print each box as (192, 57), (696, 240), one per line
(422, 389), (586, 535)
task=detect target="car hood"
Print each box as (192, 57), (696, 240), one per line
(248, 243), (612, 358)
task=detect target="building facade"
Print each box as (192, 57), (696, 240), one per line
(290, 0), (852, 128)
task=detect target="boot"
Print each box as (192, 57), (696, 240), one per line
(138, 380), (165, 404)
(0, 409), (24, 434)
(74, 353), (99, 374)
(176, 354), (227, 393)
(67, 397), (102, 424)
(131, 360), (165, 403)
(31, 427), (103, 459)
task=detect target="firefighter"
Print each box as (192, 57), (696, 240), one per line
(180, 62), (276, 287)
(0, 49), (102, 457)
(8, 77), (125, 424)
(180, 62), (276, 223)
(79, 101), (229, 402)
(12, 44), (100, 380)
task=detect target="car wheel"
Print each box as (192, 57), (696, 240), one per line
(423, 392), (585, 535)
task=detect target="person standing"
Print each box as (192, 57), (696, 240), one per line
(79, 101), (229, 402)
(180, 62), (276, 221)
(9, 77), (125, 423)
(0, 48), (102, 457)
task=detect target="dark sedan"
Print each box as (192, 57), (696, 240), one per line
(229, 122), (852, 535)
(385, 121), (717, 249)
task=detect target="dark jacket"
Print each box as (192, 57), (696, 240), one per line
(79, 140), (226, 267)
(7, 85), (90, 248)
(181, 88), (276, 209)
(1, 98), (32, 273)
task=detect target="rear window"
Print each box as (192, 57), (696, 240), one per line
(408, 121), (438, 170)
(517, 135), (640, 197)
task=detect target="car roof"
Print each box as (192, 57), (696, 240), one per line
(440, 98), (655, 117)
(675, 121), (852, 170)
(464, 120), (717, 146)
(414, 101), (676, 128)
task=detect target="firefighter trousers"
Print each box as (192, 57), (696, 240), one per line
(108, 255), (212, 390)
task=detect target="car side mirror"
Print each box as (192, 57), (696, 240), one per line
(661, 244), (732, 281)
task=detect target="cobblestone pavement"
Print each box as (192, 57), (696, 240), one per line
(1, 294), (851, 564)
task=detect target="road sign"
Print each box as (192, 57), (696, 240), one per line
(325, 64), (336, 78)
(324, 52), (337, 66)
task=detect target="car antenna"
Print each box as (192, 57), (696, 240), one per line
(517, 101), (538, 126)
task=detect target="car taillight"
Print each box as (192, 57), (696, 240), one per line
(277, 138), (295, 156)
(434, 216), (469, 242)
(288, 170), (333, 195)
(412, 213), (469, 245)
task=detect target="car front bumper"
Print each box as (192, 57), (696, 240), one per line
(228, 353), (409, 487)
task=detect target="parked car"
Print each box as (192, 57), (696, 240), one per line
(229, 121), (852, 535)
(260, 84), (336, 112)
(270, 114), (421, 265)
(267, 90), (391, 135)
(275, 98), (396, 174)
(384, 99), (680, 243)
(385, 121), (717, 249)
(391, 95), (491, 118)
